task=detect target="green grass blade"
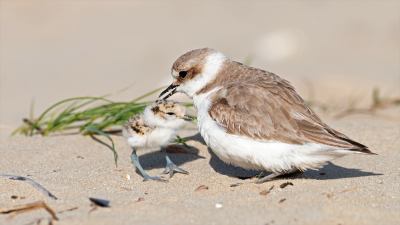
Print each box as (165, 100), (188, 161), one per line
(85, 126), (118, 167)
(36, 96), (114, 122)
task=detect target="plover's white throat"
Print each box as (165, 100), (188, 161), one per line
(159, 48), (375, 183)
(123, 100), (189, 181)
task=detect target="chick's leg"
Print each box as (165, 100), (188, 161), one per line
(162, 147), (189, 178)
(130, 148), (166, 182)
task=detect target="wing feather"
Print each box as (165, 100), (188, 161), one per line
(208, 72), (371, 153)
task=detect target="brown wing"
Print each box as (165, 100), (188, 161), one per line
(122, 116), (152, 137)
(208, 73), (372, 153)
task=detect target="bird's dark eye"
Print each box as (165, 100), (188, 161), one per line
(179, 71), (187, 78)
(166, 112), (175, 115)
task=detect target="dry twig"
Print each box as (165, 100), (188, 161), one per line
(0, 201), (58, 220)
(0, 174), (57, 200)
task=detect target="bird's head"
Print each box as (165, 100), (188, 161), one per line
(159, 48), (227, 99)
(143, 100), (190, 129)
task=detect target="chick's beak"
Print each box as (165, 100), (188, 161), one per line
(158, 83), (179, 100)
(182, 115), (196, 122)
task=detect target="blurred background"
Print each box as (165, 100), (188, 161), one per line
(1, 0), (399, 127)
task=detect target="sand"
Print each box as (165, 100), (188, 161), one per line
(1, 111), (400, 225)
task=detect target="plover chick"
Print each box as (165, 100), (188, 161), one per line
(159, 48), (375, 183)
(123, 100), (190, 181)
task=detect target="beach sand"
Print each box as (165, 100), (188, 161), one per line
(1, 110), (399, 225)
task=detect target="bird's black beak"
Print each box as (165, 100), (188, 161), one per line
(182, 115), (196, 122)
(158, 83), (178, 100)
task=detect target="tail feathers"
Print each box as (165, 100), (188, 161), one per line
(338, 137), (376, 155)
(349, 147), (377, 155)
(326, 129), (377, 155)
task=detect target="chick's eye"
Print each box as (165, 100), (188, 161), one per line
(179, 71), (187, 78)
(166, 112), (175, 115)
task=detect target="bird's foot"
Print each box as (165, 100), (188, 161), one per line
(162, 163), (189, 178)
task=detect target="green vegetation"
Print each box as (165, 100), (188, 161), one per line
(13, 87), (191, 167)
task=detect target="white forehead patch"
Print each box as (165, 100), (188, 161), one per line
(177, 52), (227, 97)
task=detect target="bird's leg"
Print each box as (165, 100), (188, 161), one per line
(254, 169), (302, 183)
(130, 147), (166, 182)
(255, 171), (267, 179)
(162, 147), (189, 178)
(254, 172), (282, 184)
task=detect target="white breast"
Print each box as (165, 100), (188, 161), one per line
(127, 127), (175, 152)
(193, 90), (351, 173)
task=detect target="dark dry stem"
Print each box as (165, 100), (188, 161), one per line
(0, 174), (57, 200)
(0, 201), (58, 220)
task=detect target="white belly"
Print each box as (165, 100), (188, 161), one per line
(193, 90), (350, 173)
(127, 127), (175, 152)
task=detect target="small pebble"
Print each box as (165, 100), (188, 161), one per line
(215, 203), (223, 209)
(324, 192), (334, 198)
(89, 197), (110, 207)
(125, 174), (131, 181)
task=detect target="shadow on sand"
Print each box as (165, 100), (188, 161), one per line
(303, 162), (382, 180)
(208, 147), (382, 181)
(138, 144), (204, 171)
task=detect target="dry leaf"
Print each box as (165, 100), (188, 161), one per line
(0, 201), (58, 220)
(195, 185), (209, 191)
(279, 182), (293, 189)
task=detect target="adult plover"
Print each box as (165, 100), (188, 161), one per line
(159, 48), (375, 183)
(123, 100), (190, 181)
